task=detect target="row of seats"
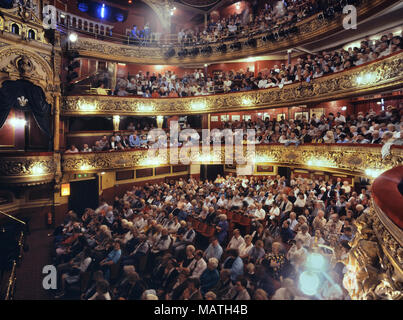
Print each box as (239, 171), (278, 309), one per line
(187, 209), (254, 240)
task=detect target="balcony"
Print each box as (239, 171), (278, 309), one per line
(67, 0), (395, 65)
(62, 51), (403, 116)
(344, 166), (403, 300)
(0, 152), (60, 186)
(61, 144), (403, 177)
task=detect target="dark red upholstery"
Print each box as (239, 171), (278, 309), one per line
(371, 166), (403, 229)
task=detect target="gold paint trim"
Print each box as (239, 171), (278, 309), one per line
(62, 51), (403, 116)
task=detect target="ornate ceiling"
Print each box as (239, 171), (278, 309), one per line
(177, 0), (223, 10)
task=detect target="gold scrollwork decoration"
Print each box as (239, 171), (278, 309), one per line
(61, 51), (403, 116)
(61, 144), (403, 174)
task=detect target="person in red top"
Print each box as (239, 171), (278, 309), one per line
(168, 88), (179, 97)
(151, 89), (160, 98)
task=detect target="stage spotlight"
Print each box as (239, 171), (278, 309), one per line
(178, 49), (189, 57)
(217, 44), (227, 53)
(68, 32), (78, 42)
(299, 271), (320, 296)
(245, 38), (257, 47)
(191, 47), (200, 56)
(230, 41), (242, 50)
(165, 47), (175, 58)
(201, 46), (212, 54)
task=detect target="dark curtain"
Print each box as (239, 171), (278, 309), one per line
(0, 79), (52, 139)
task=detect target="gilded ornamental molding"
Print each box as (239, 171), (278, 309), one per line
(68, 0), (396, 65)
(62, 51), (403, 116)
(61, 144), (403, 176)
(343, 201), (402, 300)
(0, 153), (60, 186)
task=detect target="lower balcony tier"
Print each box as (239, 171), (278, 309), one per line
(61, 144), (403, 176)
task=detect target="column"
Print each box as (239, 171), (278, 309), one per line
(287, 49), (292, 65)
(204, 13), (208, 29)
(113, 115), (120, 131)
(111, 62), (117, 92)
(53, 95), (60, 152)
(157, 116), (164, 129)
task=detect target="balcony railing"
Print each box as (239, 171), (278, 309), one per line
(66, 0), (395, 65)
(343, 167), (403, 300)
(61, 144), (403, 177)
(62, 51), (403, 116)
(0, 152), (60, 186)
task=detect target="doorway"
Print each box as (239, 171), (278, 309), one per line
(200, 165), (224, 182)
(278, 166), (291, 181)
(68, 178), (99, 216)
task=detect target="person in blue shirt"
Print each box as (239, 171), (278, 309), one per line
(143, 89), (151, 98)
(129, 133), (140, 148)
(200, 258), (220, 296)
(100, 241), (121, 280)
(280, 220), (295, 243)
(139, 135), (148, 147)
(222, 249), (244, 283)
(216, 214), (229, 244)
(204, 237), (223, 261)
(339, 226), (354, 242)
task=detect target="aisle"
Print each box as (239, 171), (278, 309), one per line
(14, 227), (53, 300)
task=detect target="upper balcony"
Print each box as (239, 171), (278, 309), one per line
(62, 50), (403, 116)
(65, 0), (396, 65)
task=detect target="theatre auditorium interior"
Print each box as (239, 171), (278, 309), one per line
(0, 0), (402, 302)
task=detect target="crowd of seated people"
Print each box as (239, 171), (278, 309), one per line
(219, 106), (403, 146)
(109, 31), (402, 98)
(51, 173), (373, 300)
(177, 0), (319, 46)
(64, 106), (402, 153)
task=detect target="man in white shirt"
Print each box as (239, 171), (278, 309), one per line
(226, 229), (245, 251)
(269, 203), (280, 219)
(287, 212), (298, 232)
(252, 203), (266, 221)
(335, 112), (346, 123)
(258, 78), (267, 89)
(188, 250), (207, 278)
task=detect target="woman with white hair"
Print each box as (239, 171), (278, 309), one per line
(294, 224), (311, 248)
(324, 130), (335, 143)
(341, 181), (351, 195)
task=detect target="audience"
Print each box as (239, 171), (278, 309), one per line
(103, 31), (402, 98)
(51, 171), (373, 300)
(64, 105), (402, 154)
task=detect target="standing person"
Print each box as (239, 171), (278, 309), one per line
(216, 214), (228, 244)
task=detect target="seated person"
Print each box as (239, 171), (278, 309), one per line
(99, 241), (121, 280)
